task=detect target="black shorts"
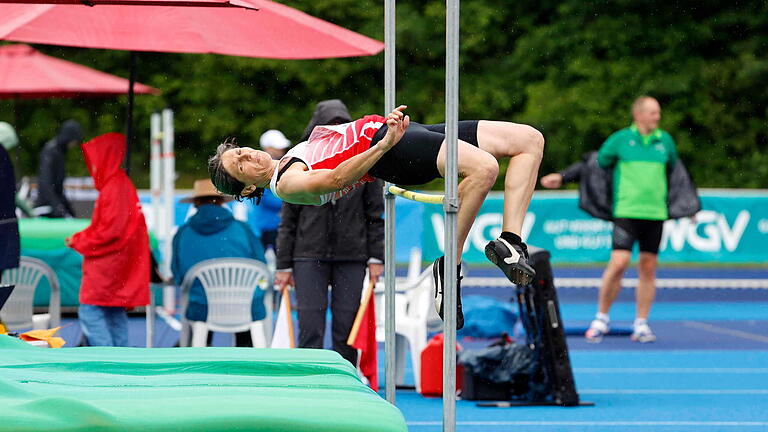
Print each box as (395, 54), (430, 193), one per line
(612, 218), (665, 254)
(368, 120), (480, 185)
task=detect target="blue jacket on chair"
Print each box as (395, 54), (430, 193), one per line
(171, 204), (266, 322)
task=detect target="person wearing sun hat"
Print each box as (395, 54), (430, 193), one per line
(172, 179), (266, 347)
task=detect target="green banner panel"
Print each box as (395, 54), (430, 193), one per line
(420, 190), (768, 264)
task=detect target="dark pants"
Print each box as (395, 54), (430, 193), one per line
(293, 261), (366, 366)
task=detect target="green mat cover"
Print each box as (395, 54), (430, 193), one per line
(0, 335), (407, 432)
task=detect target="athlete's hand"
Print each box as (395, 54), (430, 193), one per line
(381, 105), (409, 150)
(540, 173), (563, 189)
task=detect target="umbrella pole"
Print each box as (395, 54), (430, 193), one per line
(125, 51), (137, 176)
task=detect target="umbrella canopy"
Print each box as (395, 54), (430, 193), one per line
(0, 0), (256, 7)
(0, 0), (383, 174)
(0, 44), (159, 98)
(0, 1), (384, 58)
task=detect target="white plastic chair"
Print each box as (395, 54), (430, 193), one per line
(178, 258), (272, 348)
(0, 256), (61, 331)
(375, 252), (435, 392)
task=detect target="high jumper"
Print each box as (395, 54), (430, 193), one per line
(208, 105), (544, 329)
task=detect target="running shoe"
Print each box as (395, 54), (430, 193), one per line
(484, 238), (536, 285)
(631, 322), (657, 343)
(432, 256), (464, 330)
(585, 318), (609, 344)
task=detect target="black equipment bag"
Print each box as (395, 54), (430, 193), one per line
(516, 246), (580, 406)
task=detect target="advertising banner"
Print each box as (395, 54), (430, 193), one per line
(419, 190), (768, 264)
(138, 190), (768, 265)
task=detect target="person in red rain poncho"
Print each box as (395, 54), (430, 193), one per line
(66, 133), (150, 346)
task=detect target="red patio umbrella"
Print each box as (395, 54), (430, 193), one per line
(0, 0), (256, 7)
(0, 44), (159, 98)
(0, 1), (384, 171)
(0, 2), (383, 59)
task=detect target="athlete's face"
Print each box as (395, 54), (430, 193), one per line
(633, 99), (661, 132)
(221, 147), (274, 192)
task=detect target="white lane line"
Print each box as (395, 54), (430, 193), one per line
(407, 421), (768, 426)
(684, 321), (768, 343)
(580, 389), (768, 395)
(575, 368), (768, 374)
(457, 277), (768, 289)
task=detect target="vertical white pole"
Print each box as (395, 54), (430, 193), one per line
(150, 113), (162, 237)
(443, 0), (460, 430)
(383, 0), (398, 406)
(161, 109), (176, 312)
(146, 282), (156, 348)
(148, 112), (161, 348)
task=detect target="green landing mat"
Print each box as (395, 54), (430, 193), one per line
(0, 336), (407, 432)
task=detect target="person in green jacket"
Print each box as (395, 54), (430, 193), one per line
(574, 96), (675, 344)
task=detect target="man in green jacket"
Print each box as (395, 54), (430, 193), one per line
(541, 96), (677, 343)
(588, 96), (676, 343)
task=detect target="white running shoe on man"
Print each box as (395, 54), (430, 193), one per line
(585, 318), (609, 343)
(631, 321), (657, 343)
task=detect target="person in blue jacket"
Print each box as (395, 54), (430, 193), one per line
(172, 179), (266, 347)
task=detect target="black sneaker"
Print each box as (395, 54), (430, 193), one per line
(432, 256), (464, 330)
(484, 238), (536, 285)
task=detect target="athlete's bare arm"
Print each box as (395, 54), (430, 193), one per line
(276, 105), (410, 205)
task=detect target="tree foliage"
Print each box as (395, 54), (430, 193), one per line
(1, 0), (765, 188)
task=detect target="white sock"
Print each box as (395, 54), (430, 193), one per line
(634, 318), (648, 328)
(596, 312), (610, 323)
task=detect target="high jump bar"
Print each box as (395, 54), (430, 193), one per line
(388, 186), (445, 205)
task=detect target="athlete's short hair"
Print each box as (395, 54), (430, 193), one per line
(208, 138), (264, 204)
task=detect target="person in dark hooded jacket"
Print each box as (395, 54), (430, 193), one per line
(172, 179), (266, 347)
(34, 119), (83, 218)
(0, 122), (20, 277)
(67, 133), (150, 347)
(274, 99), (385, 366)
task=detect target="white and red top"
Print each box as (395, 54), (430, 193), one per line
(270, 115), (386, 205)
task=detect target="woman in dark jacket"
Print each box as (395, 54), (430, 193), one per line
(0, 122), (20, 276)
(274, 100), (384, 366)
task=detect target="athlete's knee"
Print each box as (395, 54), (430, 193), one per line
(463, 152), (498, 189)
(476, 154), (499, 188)
(495, 123), (544, 158)
(523, 125), (545, 159)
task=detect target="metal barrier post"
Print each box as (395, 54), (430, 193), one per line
(443, 0), (460, 429)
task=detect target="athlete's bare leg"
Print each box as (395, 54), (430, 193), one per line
(436, 140), (499, 263)
(433, 139), (498, 329)
(475, 121), (545, 235)
(470, 121), (545, 285)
